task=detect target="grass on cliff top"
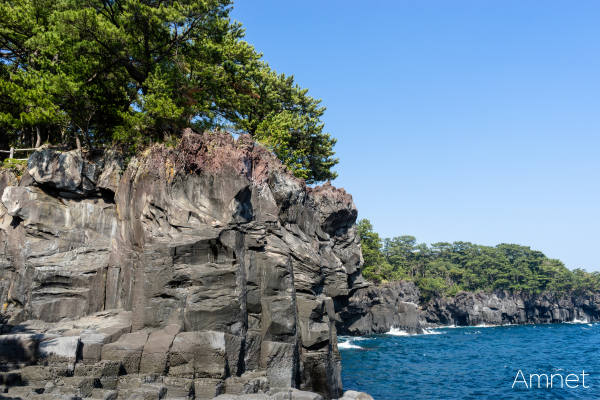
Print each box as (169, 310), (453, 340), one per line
(1, 158), (27, 177)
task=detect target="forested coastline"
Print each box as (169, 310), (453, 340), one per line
(357, 219), (600, 302)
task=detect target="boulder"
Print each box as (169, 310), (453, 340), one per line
(168, 331), (228, 379)
(62, 376), (100, 397)
(139, 324), (181, 374)
(162, 376), (194, 398)
(28, 149), (83, 192)
(101, 331), (148, 374)
(195, 378), (225, 399)
(224, 371), (269, 395)
(270, 388), (324, 400)
(339, 391), (374, 400)
(260, 341), (297, 389)
(20, 365), (70, 384)
(0, 334), (59, 367)
(79, 331), (109, 365)
(38, 336), (80, 365)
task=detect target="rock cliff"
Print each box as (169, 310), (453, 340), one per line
(2, 129), (596, 399)
(334, 282), (421, 335)
(424, 290), (600, 326)
(0, 130), (373, 400)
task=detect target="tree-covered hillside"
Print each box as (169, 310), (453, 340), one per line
(0, 0), (337, 183)
(358, 219), (600, 301)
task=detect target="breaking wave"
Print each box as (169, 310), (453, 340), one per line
(338, 338), (362, 349)
(567, 318), (589, 324)
(386, 327), (411, 336)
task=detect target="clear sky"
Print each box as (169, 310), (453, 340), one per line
(231, 1), (600, 272)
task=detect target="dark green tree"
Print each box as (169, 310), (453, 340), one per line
(357, 219), (393, 282)
(0, 0), (338, 183)
(358, 222), (600, 301)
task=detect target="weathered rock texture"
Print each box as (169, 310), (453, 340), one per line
(424, 290), (600, 326)
(334, 282), (421, 335)
(0, 130), (378, 400)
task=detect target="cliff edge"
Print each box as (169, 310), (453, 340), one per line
(0, 130), (375, 400)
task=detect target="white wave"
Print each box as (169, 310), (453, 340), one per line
(338, 340), (362, 349)
(386, 327), (410, 336)
(386, 327), (442, 336)
(338, 335), (370, 342)
(430, 325), (458, 329)
(433, 323), (501, 329)
(568, 318), (589, 324)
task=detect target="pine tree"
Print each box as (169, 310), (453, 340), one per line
(0, 0), (338, 182)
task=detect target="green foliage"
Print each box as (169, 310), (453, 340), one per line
(357, 219), (393, 283)
(0, 0), (338, 183)
(357, 219), (600, 300)
(1, 158), (27, 176)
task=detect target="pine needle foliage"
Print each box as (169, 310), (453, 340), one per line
(357, 219), (600, 301)
(0, 0), (338, 183)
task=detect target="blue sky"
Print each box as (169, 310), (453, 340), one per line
(231, 1), (600, 272)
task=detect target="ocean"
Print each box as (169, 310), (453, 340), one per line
(339, 320), (600, 399)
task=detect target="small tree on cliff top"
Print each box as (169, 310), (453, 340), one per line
(0, 0), (338, 183)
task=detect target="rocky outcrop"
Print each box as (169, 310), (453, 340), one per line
(334, 282), (422, 335)
(424, 290), (600, 326)
(0, 130), (379, 399)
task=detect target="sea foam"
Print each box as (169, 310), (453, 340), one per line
(338, 340), (362, 349)
(386, 327), (411, 336)
(567, 318), (589, 324)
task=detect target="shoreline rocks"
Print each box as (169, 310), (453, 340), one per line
(1, 130), (596, 398)
(334, 282), (422, 335)
(423, 290), (600, 327)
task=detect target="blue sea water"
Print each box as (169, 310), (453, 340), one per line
(339, 321), (600, 400)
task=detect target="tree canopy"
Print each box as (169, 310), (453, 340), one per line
(0, 0), (338, 183)
(357, 219), (600, 301)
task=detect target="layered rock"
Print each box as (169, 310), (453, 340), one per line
(334, 282), (422, 335)
(0, 130), (377, 399)
(424, 290), (600, 326)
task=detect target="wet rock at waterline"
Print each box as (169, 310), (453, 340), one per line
(335, 282), (422, 335)
(424, 290), (600, 326)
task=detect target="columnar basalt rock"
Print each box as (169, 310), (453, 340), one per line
(424, 290), (600, 326)
(334, 282), (422, 335)
(0, 130), (379, 400)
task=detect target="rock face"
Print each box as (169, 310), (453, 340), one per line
(6, 130), (594, 399)
(424, 290), (600, 326)
(0, 130), (380, 400)
(334, 282), (422, 335)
